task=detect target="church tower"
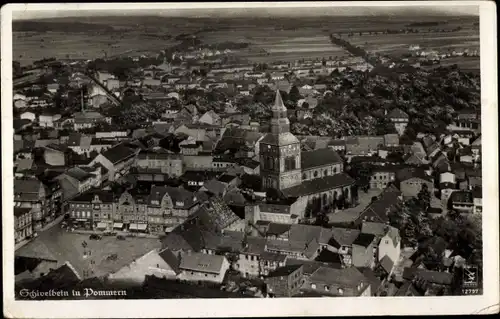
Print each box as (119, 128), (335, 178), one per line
(260, 90), (302, 191)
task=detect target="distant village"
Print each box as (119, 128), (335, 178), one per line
(13, 35), (482, 299)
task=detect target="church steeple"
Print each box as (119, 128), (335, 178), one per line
(270, 90), (290, 135)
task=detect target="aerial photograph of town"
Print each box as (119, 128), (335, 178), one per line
(11, 4), (483, 300)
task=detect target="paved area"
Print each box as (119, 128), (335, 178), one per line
(16, 224), (161, 279)
(328, 188), (383, 224)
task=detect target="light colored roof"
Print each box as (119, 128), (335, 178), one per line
(179, 252), (226, 274)
(273, 90), (287, 112)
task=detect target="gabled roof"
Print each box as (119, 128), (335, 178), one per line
(282, 173), (355, 197)
(267, 264), (302, 278)
(101, 144), (137, 165)
(329, 228), (361, 247)
(353, 233), (375, 247)
(179, 252), (226, 274)
(158, 248), (180, 274)
(402, 268), (453, 285)
(301, 148), (342, 170)
(380, 255), (394, 274)
(387, 108), (409, 119)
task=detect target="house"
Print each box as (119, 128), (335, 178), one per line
(356, 185), (403, 225)
(39, 113), (62, 128)
(361, 223), (401, 267)
(57, 166), (101, 194)
(177, 252), (230, 284)
(107, 248), (180, 284)
(198, 110), (222, 126)
(265, 264), (304, 297)
(43, 144), (67, 167)
(67, 190), (115, 231)
(73, 111), (110, 131)
(89, 138), (114, 153)
(90, 144), (138, 182)
(369, 166), (398, 189)
(345, 136), (385, 157)
(449, 191), (474, 213)
(134, 151), (183, 177)
(328, 227), (360, 266)
(439, 172), (457, 204)
(14, 207), (33, 244)
(352, 233), (376, 268)
(396, 168), (434, 199)
(472, 187), (482, 214)
(300, 266), (371, 297)
(20, 111), (36, 122)
(387, 108), (409, 136)
(14, 178), (48, 231)
(66, 134), (92, 155)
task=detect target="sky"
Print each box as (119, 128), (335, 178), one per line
(11, 2), (480, 21)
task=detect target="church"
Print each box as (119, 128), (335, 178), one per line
(246, 90), (357, 224)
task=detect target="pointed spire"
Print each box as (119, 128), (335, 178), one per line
(273, 89), (287, 112)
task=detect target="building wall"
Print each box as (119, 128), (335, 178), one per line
(473, 198), (482, 214)
(370, 172), (396, 189)
(302, 163), (343, 182)
(400, 178), (434, 198)
(15, 211), (33, 243)
(182, 155), (213, 170)
(237, 253), (260, 277)
(378, 233), (401, 266)
(260, 142), (302, 191)
(135, 157), (183, 177)
(391, 119), (408, 136)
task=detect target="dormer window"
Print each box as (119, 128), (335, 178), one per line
(338, 288), (344, 295)
(324, 285), (330, 292)
(311, 283), (316, 289)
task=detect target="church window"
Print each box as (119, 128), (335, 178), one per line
(302, 173), (307, 180)
(314, 171), (318, 178)
(284, 156), (296, 171)
(324, 169), (328, 176)
(333, 166), (337, 174)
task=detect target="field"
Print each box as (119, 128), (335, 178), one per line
(198, 27), (350, 63)
(13, 15), (479, 69)
(13, 31), (180, 66)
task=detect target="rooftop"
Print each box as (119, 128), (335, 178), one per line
(282, 173), (355, 197)
(301, 148), (342, 170)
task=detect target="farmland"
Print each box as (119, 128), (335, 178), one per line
(13, 31), (180, 66)
(198, 27), (350, 63)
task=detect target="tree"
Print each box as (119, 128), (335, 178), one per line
(314, 210), (330, 227)
(417, 184), (431, 211)
(288, 85), (301, 103)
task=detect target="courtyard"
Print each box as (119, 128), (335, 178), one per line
(16, 223), (162, 279)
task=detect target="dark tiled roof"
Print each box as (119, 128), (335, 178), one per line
(192, 197), (241, 233)
(402, 268), (453, 285)
(301, 148), (342, 170)
(69, 190), (115, 203)
(353, 233), (375, 247)
(158, 248), (180, 274)
(314, 249), (342, 264)
(396, 167), (433, 183)
(329, 228), (361, 247)
(282, 173), (355, 197)
(387, 108), (409, 119)
(101, 144), (137, 165)
(14, 207), (32, 217)
(380, 255), (394, 273)
(267, 223), (292, 236)
(267, 264), (302, 278)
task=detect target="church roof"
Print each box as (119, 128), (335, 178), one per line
(260, 132), (299, 146)
(273, 90), (287, 112)
(301, 148), (342, 170)
(282, 173), (355, 197)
